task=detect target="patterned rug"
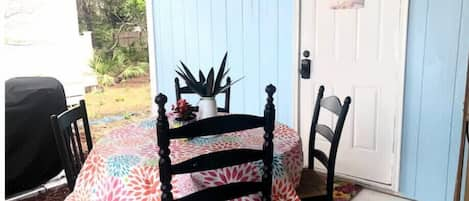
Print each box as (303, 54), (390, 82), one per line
(20, 187), (69, 201)
(20, 181), (362, 201)
(334, 180), (362, 201)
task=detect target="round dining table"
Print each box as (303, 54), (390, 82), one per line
(65, 116), (303, 201)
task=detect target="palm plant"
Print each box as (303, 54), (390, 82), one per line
(90, 47), (148, 86)
(175, 52), (242, 97)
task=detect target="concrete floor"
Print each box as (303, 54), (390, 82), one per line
(353, 189), (413, 201)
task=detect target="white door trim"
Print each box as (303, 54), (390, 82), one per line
(146, 0), (158, 113)
(292, 0), (301, 133)
(292, 0), (409, 192)
(390, 0), (410, 192)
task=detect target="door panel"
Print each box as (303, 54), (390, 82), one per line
(299, 0), (407, 186)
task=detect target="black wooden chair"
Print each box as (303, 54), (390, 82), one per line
(155, 84), (276, 201)
(296, 86), (351, 201)
(50, 100), (93, 191)
(175, 76), (231, 113)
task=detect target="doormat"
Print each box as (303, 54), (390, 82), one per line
(334, 180), (362, 201)
(19, 186), (69, 201)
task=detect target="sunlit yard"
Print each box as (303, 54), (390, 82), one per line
(84, 76), (151, 140)
(85, 79), (150, 119)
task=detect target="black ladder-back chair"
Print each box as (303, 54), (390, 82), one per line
(175, 76), (231, 113)
(296, 86), (351, 201)
(50, 100), (93, 191)
(155, 84), (276, 201)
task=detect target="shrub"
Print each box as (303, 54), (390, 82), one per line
(119, 65), (146, 79)
(90, 46), (149, 86)
(97, 74), (115, 86)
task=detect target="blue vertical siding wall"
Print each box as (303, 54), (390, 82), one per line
(152, 0), (294, 125)
(152, 0), (469, 200)
(399, 0), (469, 200)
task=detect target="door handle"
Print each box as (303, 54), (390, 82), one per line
(301, 50), (311, 79)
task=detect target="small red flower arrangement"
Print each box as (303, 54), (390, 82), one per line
(171, 99), (196, 121)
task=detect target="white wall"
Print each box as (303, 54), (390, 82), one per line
(2, 0), (96, 105)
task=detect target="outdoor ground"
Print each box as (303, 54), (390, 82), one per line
(85, 75), (152, 140)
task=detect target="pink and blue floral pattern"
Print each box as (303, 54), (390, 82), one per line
(65, 117), (303, 201)
(106, 155), (140, 177)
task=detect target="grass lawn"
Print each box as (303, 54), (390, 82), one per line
(84, 76), (152, 140)
(85, 76), (151, 119)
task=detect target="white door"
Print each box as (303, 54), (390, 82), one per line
(298, 0), (408, 188)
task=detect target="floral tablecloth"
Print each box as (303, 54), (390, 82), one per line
(65, 117), (303, 201)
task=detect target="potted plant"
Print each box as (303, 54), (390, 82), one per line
(176, 52), (242, 119)
(171, 99), (196, 127)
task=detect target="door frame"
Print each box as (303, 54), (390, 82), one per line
(145, 0), (158, 113)
(454, 55), (469, 201)
(291, 0), (409, 192)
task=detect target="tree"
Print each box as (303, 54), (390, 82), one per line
(76, 0), (149, 86)
(76, 0), (147, 50)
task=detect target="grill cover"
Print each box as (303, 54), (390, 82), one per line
(5, 77), (67, 196)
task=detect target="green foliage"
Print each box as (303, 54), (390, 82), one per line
(136, 62), (149, 72)
(121, 0), (147, 26)
(120, 66), (146, 79)
(77, 0), (149, 86)
(123, 112), (132, 120)
(90, 53), (114, 86)
(90, 46), (149, 86)
(92, 24), (114, 49)
(90, 55), (108, 75)
(97, 74), (115, 86)
(112, 48), (129, 67)
(114, 45), (148, 63)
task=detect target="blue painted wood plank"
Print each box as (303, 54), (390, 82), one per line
(446, 0), (469, 200)
(277, 0), (293, 126)
(156, 0), (177, 105)
(259, 0), (278, 115)
(178, 0), (203, 105)
(414, 0), (463, 200)
(152, 0), (162, 93)
(183, 0), (201, 69)
(242, 0), (261, 116)
(210, 0), (227, 60)
(210, 0), (228, 107)
(153, 0), (294, 120)
(171, 0), (196, 105)
(226, 0), (245, 113)
(171, 0), (186, 62)
(399, 0), (429, 197)
(197, 0), (213, 72)
(401, 0), (469, 200)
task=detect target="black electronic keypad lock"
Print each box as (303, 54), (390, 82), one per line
(300, 50), (311, 79)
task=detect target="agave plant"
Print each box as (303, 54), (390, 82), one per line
(175, 52), (243, 97)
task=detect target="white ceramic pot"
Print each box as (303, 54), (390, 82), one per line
(198, 97), (217, 119)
